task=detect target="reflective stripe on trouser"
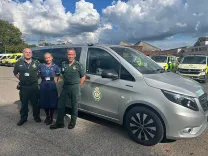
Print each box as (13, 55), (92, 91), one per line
(166, 63), (172, 70)
(165, 64), (169, 70)
(56, 84), (80, 124)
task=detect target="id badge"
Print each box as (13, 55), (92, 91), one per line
(24, 73), (30, 77)
(45, 77), (50, 81)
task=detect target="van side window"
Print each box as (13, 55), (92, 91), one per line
(120, 66), (135, 81)
(51, 47), (82, 67)
(87, 48), (120, 75)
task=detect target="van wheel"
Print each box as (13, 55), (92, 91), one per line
(125, 107), (164, 146)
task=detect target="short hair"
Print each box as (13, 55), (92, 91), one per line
(23, 48), (32, 53)
(44, 52), (53, 58)
(67, 48), (76, 54)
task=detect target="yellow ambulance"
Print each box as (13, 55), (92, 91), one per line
(176, 55), (208, 82)
(6, 53), (23, 67)
(0, 54), (14, 66)
(150, 55), (178, 72)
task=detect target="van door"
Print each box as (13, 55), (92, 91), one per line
(79, 47), (121, 120)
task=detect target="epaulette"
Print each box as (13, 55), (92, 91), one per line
(75, 60), (81, 66)
(16, 58), (23, 64)
(34, 59), (40, 63)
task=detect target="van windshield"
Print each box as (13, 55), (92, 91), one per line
(181, 56), (206, 64)
(16, 56), (21, 60)
(10, 55), (16, 59)
(110, 46), (165, 74)
(1, 56), (6, 59)
(151, 56), (167, 63)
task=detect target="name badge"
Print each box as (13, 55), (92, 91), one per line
(45, 77), (50, 81)
(24, 73), (30, 77)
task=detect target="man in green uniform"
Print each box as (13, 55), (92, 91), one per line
(13, 48), (41, 126)
(50, 48), (85, 129)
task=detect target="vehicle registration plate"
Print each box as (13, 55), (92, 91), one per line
(196, 89), (204, 97)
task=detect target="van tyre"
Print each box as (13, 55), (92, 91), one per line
(125, 106), (164, 146)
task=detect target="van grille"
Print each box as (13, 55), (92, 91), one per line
(199, 93), (208, 112)
(178, 69), (201, 74)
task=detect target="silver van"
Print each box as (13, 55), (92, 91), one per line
(32, 44), (208, 146)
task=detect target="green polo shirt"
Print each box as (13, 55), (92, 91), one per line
(13, 59), (40, 83)
(62, 60), (85, 85)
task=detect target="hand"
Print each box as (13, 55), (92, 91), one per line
(16, 84), (21, 90)
(15, 73), (20, 79)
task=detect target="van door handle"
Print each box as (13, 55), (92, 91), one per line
(86, 75), (90, 80)
(126, 85), (133, 87)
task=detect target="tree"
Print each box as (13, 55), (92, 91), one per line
(28, 44), (37, 48)
(0, 19), (25, 53)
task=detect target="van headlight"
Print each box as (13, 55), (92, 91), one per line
(162, 90), (198, 111)
(177, 68), (181, 71)
(201, 69), (206, 72)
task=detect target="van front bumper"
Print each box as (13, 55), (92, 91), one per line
(176, 71), (206, 81)
(164, 98), (208, 140)
(166, 111), (208, 140)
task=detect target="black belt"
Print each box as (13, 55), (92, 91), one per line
(20, 81), (38, 86)
(64, 83), (79, 86)
(41, 77), (54, 81)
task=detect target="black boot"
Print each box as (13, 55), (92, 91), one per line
(34, 117), (41, 123)
(50, 123), (65, 129)
(68, 122), (76, 129)
(46, 118), (53, 125)
(44, 116), (50, 124)
(47, 108), (54, 125)
(17, 120), (27, 126)
(44, 109), (50, 123)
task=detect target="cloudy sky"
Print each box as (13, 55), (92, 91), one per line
(0, 0), (207, 49)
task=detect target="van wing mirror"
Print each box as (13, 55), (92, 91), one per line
(101, 69), (118, 80)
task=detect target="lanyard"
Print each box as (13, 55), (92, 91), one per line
(24, 62), (32, 72)
(45, 64), (52, 77)
(46, 68), (50, 76)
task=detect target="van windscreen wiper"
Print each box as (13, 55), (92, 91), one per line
(154, 68), (166, 73)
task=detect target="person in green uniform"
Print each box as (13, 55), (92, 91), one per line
(50, 48), (85, 129)
(13, 48), (41, 126)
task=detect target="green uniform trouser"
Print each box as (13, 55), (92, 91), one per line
(20, 83), (40, 120)
(56, 84), (80, 124)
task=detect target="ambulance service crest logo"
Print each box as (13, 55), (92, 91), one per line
(32, 63), (36, 68)
(73, 65), (77, 70)
(92, 87), (102, 101)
